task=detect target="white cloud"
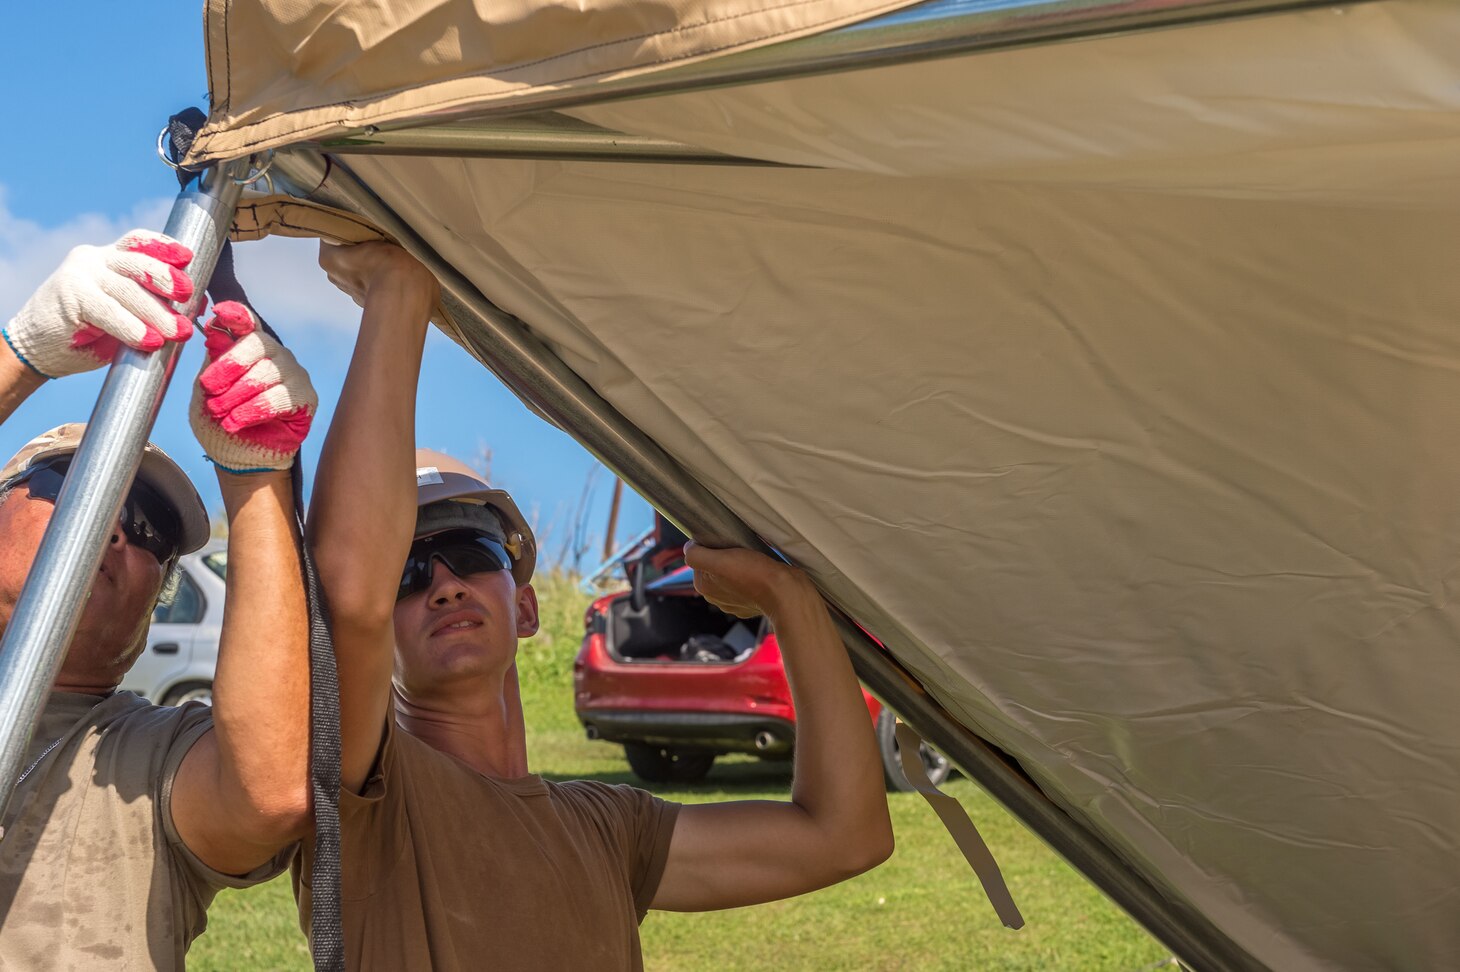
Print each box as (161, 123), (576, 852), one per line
(0, 185), (361, 332)
(0, 190), (172, 316)
(228, 232), (363, 330)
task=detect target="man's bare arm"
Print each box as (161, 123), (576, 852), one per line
(171, 303), (319, 875)
(0, 341), (45, 425)
(171, 470), (311, 874)
(308, 242), (439, 792)
(651, 545), (894, 910)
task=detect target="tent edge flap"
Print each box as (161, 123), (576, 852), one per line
(186, 0), (924, 165)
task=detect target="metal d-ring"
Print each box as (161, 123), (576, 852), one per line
(158, 128), (275, 193)
(156, 126), (192, 173)
(232, 151), (275, 194)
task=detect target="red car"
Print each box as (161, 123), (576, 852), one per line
(574, 517), (951, 788)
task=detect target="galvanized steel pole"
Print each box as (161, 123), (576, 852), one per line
(0, 160), (248, 815)
(320, 112), (793, 165)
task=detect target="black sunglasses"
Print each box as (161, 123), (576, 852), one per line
(398, 529), (513, 601)
(7, 457), (182, 565)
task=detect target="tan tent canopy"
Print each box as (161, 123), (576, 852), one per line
(189, 0), (924, 164)
(191, 1), (1460, 969)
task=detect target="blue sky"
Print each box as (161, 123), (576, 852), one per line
(0, 3), (651, 573)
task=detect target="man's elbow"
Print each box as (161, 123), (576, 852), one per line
(855, 826), (897, 875)
(827, 824), (895, 882)
(308, 537), (398, 622)
(238, 782), (313, 847)
(310, 554), (395, 632)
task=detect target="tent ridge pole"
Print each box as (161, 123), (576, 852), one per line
(0, 159), (249, 821)
(319, 113), (800, 166)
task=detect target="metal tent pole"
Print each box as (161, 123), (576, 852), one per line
(319, 113), (795, 165)
(0, 159), (249, 814)
(271, 147), (1263, 972)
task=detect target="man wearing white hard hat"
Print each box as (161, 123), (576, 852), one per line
(0, 231), (319, 967)
(299, 241), (894, 969)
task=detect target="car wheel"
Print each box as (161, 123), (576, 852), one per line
(877, 709), (952, 792)
(623, 742), (716, 784)
(162, 681), (213, 707)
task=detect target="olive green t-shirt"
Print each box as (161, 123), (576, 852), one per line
(0, 691), (291, 971)
(295, 721), (681, 971)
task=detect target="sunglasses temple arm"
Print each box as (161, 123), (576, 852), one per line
(0, 159), (250, 819)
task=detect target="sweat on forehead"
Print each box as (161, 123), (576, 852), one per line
(413, 499), (507, 541)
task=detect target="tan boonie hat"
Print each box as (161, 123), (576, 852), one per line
(414, 448), (536, 585)
(1, 423), (211, 556)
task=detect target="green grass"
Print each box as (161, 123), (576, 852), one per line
(189, 574), (1173, 971)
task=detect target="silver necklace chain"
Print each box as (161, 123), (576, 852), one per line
(0, 736), (65, 842)
(15, 736), (64, 788)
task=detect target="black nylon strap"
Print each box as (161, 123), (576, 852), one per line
(168, 109), (345, 972)
(295, 485), (344, 972)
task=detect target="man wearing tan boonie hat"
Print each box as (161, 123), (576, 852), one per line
(0, 233), (321, 969)
(296, 241), (894, 970)
(0, 423), (213, 550)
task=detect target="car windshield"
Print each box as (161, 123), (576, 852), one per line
(202, 551), (227, 580)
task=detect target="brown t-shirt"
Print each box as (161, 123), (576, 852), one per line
(294, 721), (681, 971)
(0, 691), (291, 971)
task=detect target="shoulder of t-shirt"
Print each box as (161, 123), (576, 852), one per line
(550, 777), (652, 805)
(548, 779), (675, 833)
(86, 695), (216, 827)
(92, 693), (213, 756)
(550, 779), (683, 915)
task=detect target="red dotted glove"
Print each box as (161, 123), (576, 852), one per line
(189, 302), (317, 473)
(3, 230), (195, 378)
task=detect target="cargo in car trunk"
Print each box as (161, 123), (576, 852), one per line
(607, 589), (760, 663)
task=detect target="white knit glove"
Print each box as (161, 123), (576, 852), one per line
(189, 302), (317, 473)
(3, 230), (195, 379)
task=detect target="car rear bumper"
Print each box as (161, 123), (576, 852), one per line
(579, 709), (796, 755)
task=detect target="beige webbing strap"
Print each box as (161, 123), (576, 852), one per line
(228, 194), (461, 341)
(894, 721), (1025, 930)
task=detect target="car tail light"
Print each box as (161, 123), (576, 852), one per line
(584, 604), (607, 635)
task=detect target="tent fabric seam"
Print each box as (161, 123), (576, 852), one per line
(204, 0), (233, 115)
(191, 0), (918, 162)
(202, 0), (217, 112)
(222, 0), (231, 112)
(229, 203), (385, 242)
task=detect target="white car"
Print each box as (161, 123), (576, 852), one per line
(119, 542), (227, 706)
